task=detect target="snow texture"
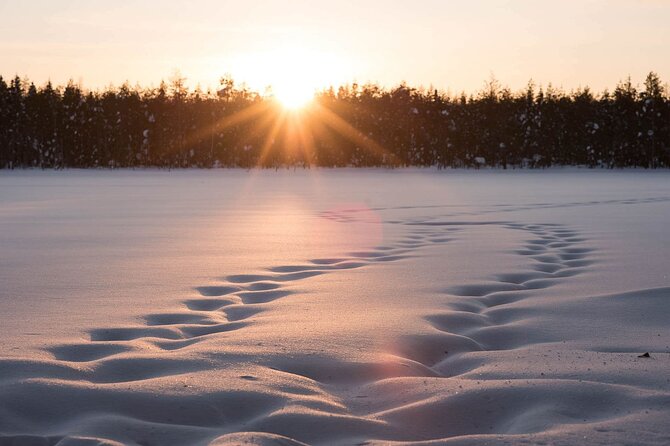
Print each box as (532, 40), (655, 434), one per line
(0, 168), (669, 445)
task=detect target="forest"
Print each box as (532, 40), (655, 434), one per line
(0, 72), (668, 169)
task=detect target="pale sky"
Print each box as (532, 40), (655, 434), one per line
(1, 0), (669, 94)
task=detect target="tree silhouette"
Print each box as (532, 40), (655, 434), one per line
(0, 72), (668, 169)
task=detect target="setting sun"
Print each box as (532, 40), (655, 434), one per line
(273, 77), (315, 110)
(227, 42), (346, 110)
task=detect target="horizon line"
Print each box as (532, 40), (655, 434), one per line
(1, 71), (667, 98)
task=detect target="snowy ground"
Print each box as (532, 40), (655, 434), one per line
(0, 168), (669, 446)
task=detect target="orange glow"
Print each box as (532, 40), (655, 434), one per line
(180, 67), (401, 169)
(274, 83), (314, 110)
(229, 43), (346, 110)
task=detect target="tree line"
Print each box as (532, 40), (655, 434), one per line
(0, 72), (668, 169)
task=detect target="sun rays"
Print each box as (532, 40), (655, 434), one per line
(189, 93), (396, 168)
(179, 40), (380, 166)
(182, 36), (394, 167)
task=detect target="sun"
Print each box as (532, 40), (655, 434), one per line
(226, 42), (348, 111)
(273, 78), (315, 110)
(268, 46), (320, 110)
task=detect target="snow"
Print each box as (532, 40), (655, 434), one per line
(0, 168), (669, 445)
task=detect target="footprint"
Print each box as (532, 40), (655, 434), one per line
(48, 342), (134, 362)
(144, 312), (221, 326)
(450, 294), (487, 309)
(530, 254), (562, 264)
(561, 247), (593, 255)
(90, 326), (183, 342)
(245, 282), (281, 291)
(427, 237), (452, 243)
(310, 258), (348, 265)
(222, 305), (266, 322)
(559, 252), (588, 261)
(372, 255), (412, 262)
(553, 268), (585, 278)
(227, 271), (325, 283)
(179, 321), (248, 338)
(447, 282), (524, 297)
(426, 312), (491, 334)
(563, 259), (593, 268)
(481, 291), (530, 308)
(347, 251), (392, 258)
(237, 290), (295, 304)
(494, 272), (550, 284)
(532, 263), (563, 273)
(522, 245), (547, 252)
(151, 338), (201, 351)
(268, 265), (321, 273)
(196, 286), (240, 296)
(329, 261), (368, 269)
(393, 332), (484, 367)
(184, 298), (237, 311)
(225, 274), (274, 284)
(526, 239), (553, 246)
(521, 278), (559, 290)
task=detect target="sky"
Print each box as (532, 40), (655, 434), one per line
(1, 0), (669, 94)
